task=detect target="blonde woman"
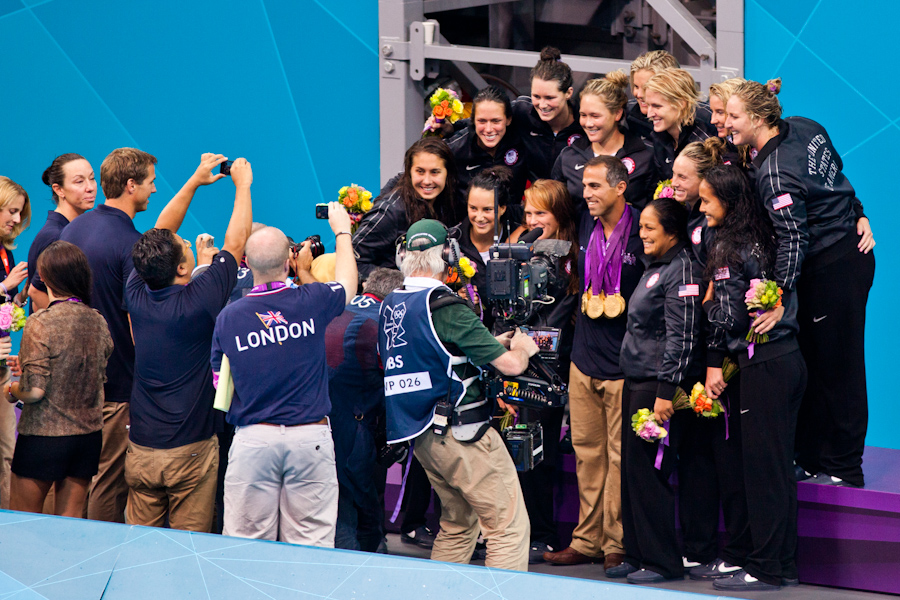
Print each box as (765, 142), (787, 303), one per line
(707, 78), (753, 168)
(0, 176), (30, 511)
(627, 51), (679, 137)
(725, 79), (875, 492)
(643, 69), (717, 179)
(552, 72), (657, 211)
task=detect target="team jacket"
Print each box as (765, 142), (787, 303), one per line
(552, 129), (657, 213)
(512, 96), (586, 179)
(352, 185), (458, 281)
(624, 99), (653, 138)
(751, 117), (866, 291)
(651, 106), (718, 179)
(620, 242), (703, 400)
(704, 246), (799, 366)
(686, 199), (712, 269)
(446, 122), (533, 211)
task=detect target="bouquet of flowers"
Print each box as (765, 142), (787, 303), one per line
(653, 179), (674, 200)
(428, 88), (465, 124)
(632, 408), (668, 441)
(337, 184), (373, 234)
(0, 302), (26, 368)
(744, 278), (783, 344)
(686, 357), (738, 417)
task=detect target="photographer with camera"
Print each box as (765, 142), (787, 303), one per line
(124, 158), (253, 532)
(210, 203), (356, 546)
(543, 156), (645, 573)
(380, 219), (539, 571)
(498, 179), (580, 563)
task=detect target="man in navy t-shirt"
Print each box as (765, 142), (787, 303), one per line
(211, 204), (357, 546)
(124, 158), (253, 532)
(60, 147), (230, 523)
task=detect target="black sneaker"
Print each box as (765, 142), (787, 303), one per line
(471, 539), (487, 561)
(529, 542), (553, 564)
(806, 473), (862, 488)
(401, 526), (436, 549)
(689, 558), (742, 580)
(713, 570), (781, 591)
(794, 463), (812, 482)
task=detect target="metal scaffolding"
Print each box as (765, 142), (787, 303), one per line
(378, 0), (744, 184)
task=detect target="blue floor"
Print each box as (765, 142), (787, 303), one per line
(0, 510), (710, 600)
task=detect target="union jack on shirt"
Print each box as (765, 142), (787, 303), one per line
(258, 310), (288, 327)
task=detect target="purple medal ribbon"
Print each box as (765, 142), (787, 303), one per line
(654, 420), (670, 470)
(251, 281), (287, 293)
(389, 442), (414, 523)
(585, 209), (633, 295)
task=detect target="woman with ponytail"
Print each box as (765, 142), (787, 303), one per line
(553, 71), (657, 212)
(707, 78), (753, 169)
(429, 47), (583, 179)
(643, 69), (717, 179)
(29, 154), (97, 311)
(726, 78), (875, 490)
(698, 165), (805, 591)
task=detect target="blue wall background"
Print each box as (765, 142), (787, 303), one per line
(0, 0), (896, 449)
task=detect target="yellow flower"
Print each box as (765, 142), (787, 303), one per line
(361, 199), (373, 211)
(452, 99), (463, 114)
(458, 256), (476, 279)
(338, 186), (349, 197)
(360, 190), (372, 202)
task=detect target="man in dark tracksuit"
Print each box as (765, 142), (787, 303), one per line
(751, 117), (874, 488)
(327, 269), (404, 552)
(552, 131), (657, 212)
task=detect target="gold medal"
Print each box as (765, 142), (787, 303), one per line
(581, 290), (589, 315)
(587, 291), (605, 319)
(618, 294), (627, 315)
(603, 293), (622, 318)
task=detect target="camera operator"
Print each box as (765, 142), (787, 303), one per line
(379, 219), (539, 571)
(210, 203), (356, 546)
(544, 156), (645, 574)
(503, 179), (579, 563)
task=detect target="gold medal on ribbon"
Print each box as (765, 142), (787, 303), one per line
(618, 293), (627, 314)
(581, 290), (589, 315)
(587, 291), (605, 319)
(602, 293), (622, 318)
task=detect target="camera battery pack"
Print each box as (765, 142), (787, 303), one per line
(503, 422), (543, 472)
(433, 398), (453, 436)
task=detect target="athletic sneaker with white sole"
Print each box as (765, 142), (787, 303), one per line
(689, 558), (742, 580)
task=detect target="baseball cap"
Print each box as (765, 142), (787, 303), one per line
(406, 219), (447, 251)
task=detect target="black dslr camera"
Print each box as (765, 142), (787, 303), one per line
(288, 235), (325, 259)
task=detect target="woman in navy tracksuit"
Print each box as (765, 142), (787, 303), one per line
(626, 50), (679, 138)
(699, 165), (806, 591)
(642, 69), (717, 180)
(352, 138), (459, 281)
(726, 79), (875, 488)
(552, 72), (656, 213)
(616, 197), (702, 584)
(445, 86), (532, 213)
(429, 47), (584, 180)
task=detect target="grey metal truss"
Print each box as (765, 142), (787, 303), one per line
(378, 0), (744, 184)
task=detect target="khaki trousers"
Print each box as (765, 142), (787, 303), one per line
(414, 427), (530, 572)
(568, 364), (624, 557)
(86, 401), (130, 522)
(0, 400), (15, 509)
(125, 436), (219, 532)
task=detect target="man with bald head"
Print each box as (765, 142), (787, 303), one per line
(211, 202), (356, 546)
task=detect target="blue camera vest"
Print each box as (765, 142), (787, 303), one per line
(378, 285), (479, 443)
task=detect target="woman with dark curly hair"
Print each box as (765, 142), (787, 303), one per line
(353, 138), (459, 281)
(699, 165), (806, 591)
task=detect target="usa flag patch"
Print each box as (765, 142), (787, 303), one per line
(772, 193), (794, 210)
(678, 284), (700, 297)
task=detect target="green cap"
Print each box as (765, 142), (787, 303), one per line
(406, 219), (447, 251)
